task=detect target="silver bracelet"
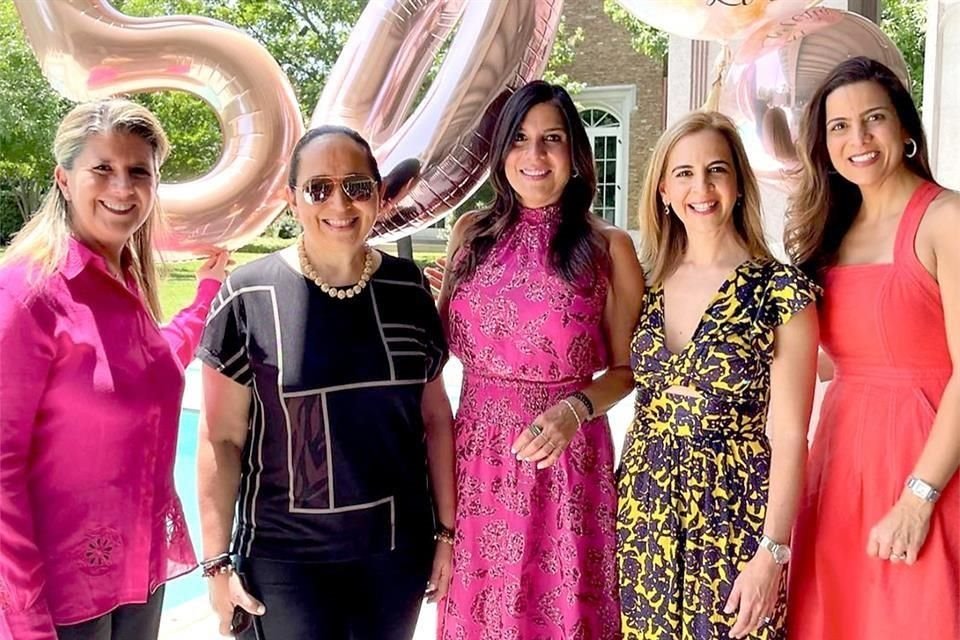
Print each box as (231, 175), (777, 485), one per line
(560, 398), (583, 429)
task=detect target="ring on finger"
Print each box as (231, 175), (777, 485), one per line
(890, 552), (907, 561)
(528, 423), (543, 437)
(761, 616), (773, 626)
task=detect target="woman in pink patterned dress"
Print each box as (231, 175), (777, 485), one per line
(436, 81), (644, 639)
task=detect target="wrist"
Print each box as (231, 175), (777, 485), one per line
(200, 552), (234, 578)
(904, 475), (941, 503)
(560, 398), (584, 429)
(435, 523), (455, 546)
(568, 390), (594, 419)
(758, 534), (791, 565)
(899, 487), (936, 515)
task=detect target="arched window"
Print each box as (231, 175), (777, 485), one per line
(580, 108), (621, 225)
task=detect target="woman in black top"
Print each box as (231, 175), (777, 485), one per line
(196, 126), (455, 639)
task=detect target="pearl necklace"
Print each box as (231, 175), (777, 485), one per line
(297, 238), (374, 300)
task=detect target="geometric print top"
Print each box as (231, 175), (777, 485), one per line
(198, 251), (448, 562)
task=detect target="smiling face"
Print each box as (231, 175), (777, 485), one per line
(659, 128), (740, 237)
(503, 102), (572, 209)
(55, 131), (158, 256)
(288, 133), (381, 252)
(824, 80), (909, 187)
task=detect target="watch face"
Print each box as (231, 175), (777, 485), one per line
(774, 545), (791, 564)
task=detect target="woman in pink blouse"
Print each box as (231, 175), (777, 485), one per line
(0, 99), (228, 640)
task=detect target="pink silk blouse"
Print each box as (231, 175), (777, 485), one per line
(0, 237), (218, 639)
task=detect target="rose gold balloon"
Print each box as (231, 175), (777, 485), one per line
(615, 0), (817, 43)
(718, 8), (910, 190)
(311, 0), (465, 148)
(312, 0), (564, 244)
(13, 0), (304, 259)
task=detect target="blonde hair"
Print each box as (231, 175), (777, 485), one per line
(1, 99), (170, 320)
(638, 110), (772, 286)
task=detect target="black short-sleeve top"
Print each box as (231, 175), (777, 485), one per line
(197, 250), (448, 561)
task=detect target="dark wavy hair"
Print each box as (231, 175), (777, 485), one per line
(448, 81), (608, 290)
(287, 125), (382, 188)
(785, 57), (937, 280)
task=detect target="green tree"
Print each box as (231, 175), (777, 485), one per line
(880, 0), (926, 108)
(601, 0), (668, 62)
(0, 2), (71, 242)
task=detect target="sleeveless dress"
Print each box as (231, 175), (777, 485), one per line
(618, 260), (818, 639)
(788, 182), (960, 639)
(438, 204), (621, 640)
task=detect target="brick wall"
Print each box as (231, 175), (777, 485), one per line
(557, 0), (665, 230)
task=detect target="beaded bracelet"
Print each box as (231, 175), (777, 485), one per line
(560, 398), (583, 429)
(569, 390), (594, 418)
(435, 524), (455, 546)
(200, 552), (234, 578)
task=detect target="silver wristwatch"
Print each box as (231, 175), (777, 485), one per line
(759, 535), (791, 565)
(905, 476), (941, 503)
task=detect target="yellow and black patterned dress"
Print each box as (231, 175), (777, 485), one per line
(617, 259), (817, 639)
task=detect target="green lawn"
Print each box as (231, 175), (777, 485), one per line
(159, 247), (445, 321)
(0, 243), (445, 322)
(158, 252), (263, 320)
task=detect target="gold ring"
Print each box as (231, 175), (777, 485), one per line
(528, 424), (543, 437)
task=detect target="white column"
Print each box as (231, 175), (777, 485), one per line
(922, 0), (960, 190)
(665, 36), (721, 125)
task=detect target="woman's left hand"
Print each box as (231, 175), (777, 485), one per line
(510, 400), (581, 469)
(724, 551), (782, 639)
(867, 489), (934, 565)
(424, 539), (452, 604)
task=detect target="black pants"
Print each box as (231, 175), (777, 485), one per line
(237, 547), (431, 640)
(55, 585), (164, 640)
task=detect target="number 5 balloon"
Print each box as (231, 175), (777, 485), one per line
(13, 0), (304, 259)
(14, 0), (563, 252)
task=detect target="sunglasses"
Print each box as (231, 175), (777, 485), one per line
(300, 175), (377, 205)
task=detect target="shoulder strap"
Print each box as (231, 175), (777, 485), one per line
(894, 181), (943, 262)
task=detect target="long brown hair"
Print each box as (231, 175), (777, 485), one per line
(638, 111), (772, 286)
(448, 81), (608, 291)
(784, 57), (936, 280)
(2, 99), (170, 320)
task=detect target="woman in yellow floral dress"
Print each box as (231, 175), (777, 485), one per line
(617, 112), (819, 639)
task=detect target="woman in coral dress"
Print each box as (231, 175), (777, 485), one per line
(786, 57), (960, 639)
(436, 81), (644, 639)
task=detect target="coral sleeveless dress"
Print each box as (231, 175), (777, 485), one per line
(439, 204), (621, 640)
(788, 182), (960, 639)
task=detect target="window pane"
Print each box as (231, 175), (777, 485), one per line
(604, 159), (616, 183)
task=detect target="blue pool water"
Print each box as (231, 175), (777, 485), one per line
(163, 408), (205, 611)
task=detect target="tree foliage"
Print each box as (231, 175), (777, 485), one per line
(601, 0), (668, 62)
(880, 0), (926, 108)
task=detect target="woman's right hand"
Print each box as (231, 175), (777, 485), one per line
(209, 569), (265, 636)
